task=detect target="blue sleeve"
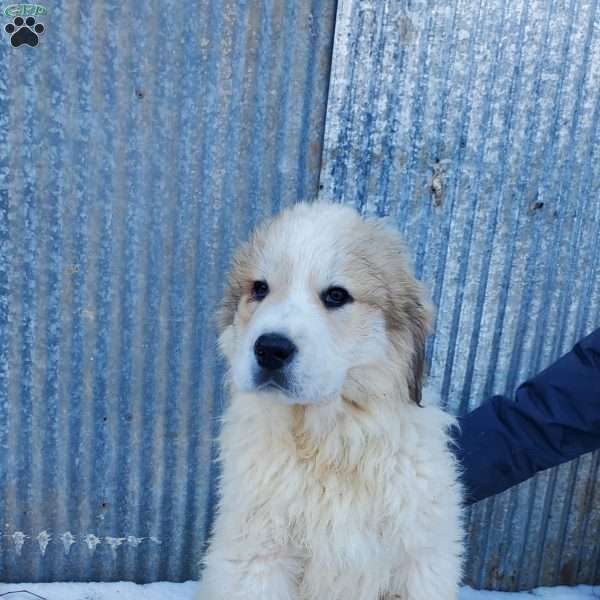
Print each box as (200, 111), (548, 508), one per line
(452, 327), (600, 505)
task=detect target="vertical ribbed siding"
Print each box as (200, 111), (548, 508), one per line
(0, 0), (337, 583)
(320, 0), (600, 590)
(2, 0), (600, 589)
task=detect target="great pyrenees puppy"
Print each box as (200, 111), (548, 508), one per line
(198, 202), (463, 600)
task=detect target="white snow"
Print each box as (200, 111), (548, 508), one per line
(0, 582), (598, 599)
(0, 581), (198, 600)
(461, 586), (600, 599)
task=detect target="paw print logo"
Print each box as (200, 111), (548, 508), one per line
(4, 16), (45, 47)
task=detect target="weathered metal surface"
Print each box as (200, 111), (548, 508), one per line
(1, 0), (599, 590)
(320, 0), (600, 590)
(0, 0), (337, 583)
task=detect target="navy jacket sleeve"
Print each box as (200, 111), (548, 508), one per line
(452, 327), (600, 505)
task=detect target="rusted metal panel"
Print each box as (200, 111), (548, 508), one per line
(320, 0), (600, 590)
(0, 0), (337, 583)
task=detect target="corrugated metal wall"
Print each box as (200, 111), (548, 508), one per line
(320, 0), (600, 591)
(0, 0), (337, 583)
(0, 0), (599, 590)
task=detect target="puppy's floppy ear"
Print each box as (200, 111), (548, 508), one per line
(216, 215), (271, 337)
(404, 293), (431, 406)
(216, 241), (252, 334)
(368, 219), (432, 406)
(217, 276), (239, 333)
(215, 279), (238, 359)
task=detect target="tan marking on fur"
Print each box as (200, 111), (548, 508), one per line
(340, 394), (369, 413)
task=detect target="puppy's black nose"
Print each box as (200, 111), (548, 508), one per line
(254, 333), (297, 371)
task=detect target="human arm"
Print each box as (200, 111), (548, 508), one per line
(451, 327), (600, 505)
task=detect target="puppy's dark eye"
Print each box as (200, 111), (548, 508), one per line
(251, 280), (269, 301)
(321, 286), (353, 309)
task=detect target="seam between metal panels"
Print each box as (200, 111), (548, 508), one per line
(427, 0), (484, 356)
(316, 0), (339, 196)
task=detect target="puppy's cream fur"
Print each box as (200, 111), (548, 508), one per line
(198, 202), (463, 600)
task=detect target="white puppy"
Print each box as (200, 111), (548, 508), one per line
(198, 202), (463, 600)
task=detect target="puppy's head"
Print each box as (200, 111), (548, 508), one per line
(218, 202), (431, 406)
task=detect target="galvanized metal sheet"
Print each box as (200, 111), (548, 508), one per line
(0, 0), (337, 583)
(320, 0), (600, 590)
(2, 0), (600, 590)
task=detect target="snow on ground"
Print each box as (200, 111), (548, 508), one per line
(0, 582), (598, 599)
(461, 586), (600, 599)
(0, 581), (197, 599)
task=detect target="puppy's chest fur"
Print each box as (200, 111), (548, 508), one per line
(210, 394), (463, 600)
(220, 397), (450, 562)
